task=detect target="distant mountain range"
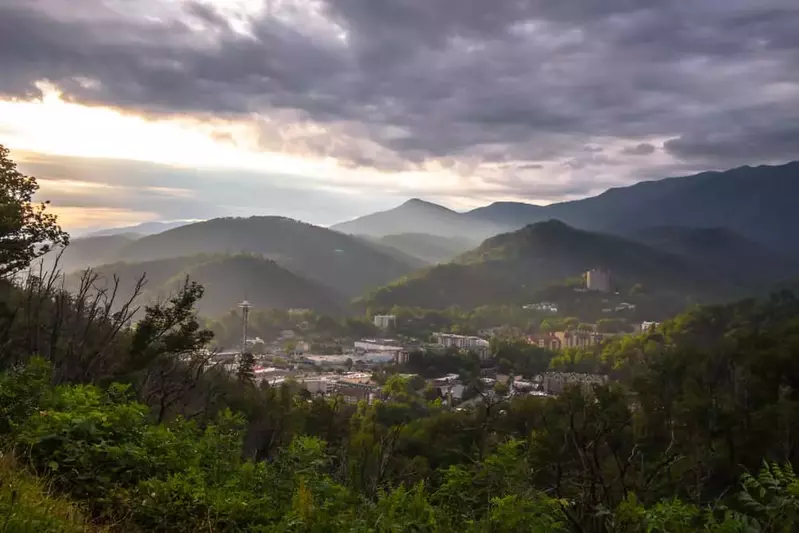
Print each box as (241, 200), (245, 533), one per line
(81, 220), (195, 238)
(466, 161), (799, 254)
(73, 254), (347, 317)
(332, 198), (507, 240)
(48, 160), (799, 317)
(363, 220), (768, 310)
(334, 162), (799, 256)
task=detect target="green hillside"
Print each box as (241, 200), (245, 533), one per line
(376, 233), (477, 264)
(75, 254), (347, 317)
(629, 226), (799, 285)
(114, 216), (419, 297)
(365, 220), (734, 309)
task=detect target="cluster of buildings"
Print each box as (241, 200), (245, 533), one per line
(527, 329), (606, 351)
(212, 283), (661, 410)
(261, 370), (378, 404)
(432, 332), (491, 360)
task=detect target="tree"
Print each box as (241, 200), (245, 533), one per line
(129, 278), (215, 422)
(0, 145), (69, 278)
(238, 352), (256, 384)
(345, 357), (354, 371)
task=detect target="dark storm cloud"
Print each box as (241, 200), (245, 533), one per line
(2, 0), (799, 200)
(664, 123), (799, 164)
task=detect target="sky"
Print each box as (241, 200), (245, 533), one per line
(1, 0), (798, 231)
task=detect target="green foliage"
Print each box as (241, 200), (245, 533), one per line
(0, 453), (102, 533)
(129, 278), (213, 370)
(737, 462), (799, 531)
(3, 172), (799, 533)
(16, 382), (155, 511)
(0, 357), (52, 435)
(549, 347), (604, 373)
(402, 348), (479, 379)
(596, 318), (632, 334)
(0, 145), (69, 278)
(492, 339), (553, 377)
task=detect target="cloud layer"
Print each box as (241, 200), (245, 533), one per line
(2, 0), (798, 223)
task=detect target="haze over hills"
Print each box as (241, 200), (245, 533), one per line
(332, 198), (509, 239)
(375, 234), (478, 265)
(364, 220), (738, 310)
(113, 216), (419, 297)
(628, 226), (799, 285)
(43, 160), (799, 316)
(75, 254), (347, 318)
(353, 236), (429, 270)
(39, 234), (140, 274)
(465, 161), (799, 253)
(465, 202), (546, 229)
(81, 220), (195, 238)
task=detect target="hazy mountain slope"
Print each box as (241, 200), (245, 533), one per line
(76, 254), (346, 317)
(354, 236), (429, 268)
(365, 220), (732, 309)
(465, 161), (799, 251)
(465, 202), (547, 228)
(376, 233), (478, 264)
(38, 234), (141, 274)
(629, 226), (799, 284)
(332, 198), (508, 239)
(114, 216), (418, 297)
(84, 220), (193, 237)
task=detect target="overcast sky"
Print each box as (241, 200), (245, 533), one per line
(1, 0), (798, 230)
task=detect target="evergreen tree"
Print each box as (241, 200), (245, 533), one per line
(237, 352), (256, 384)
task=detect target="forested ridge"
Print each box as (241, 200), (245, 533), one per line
(3, 145), (799, 532)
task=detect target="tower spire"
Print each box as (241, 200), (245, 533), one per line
(238, 299), (252, 354)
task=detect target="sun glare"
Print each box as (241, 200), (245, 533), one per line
(0, 82), (338, 179)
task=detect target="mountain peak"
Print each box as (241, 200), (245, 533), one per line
(332, 198), (508, 239)
(400, 198), (452, 211)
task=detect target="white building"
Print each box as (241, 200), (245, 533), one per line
(640, 321), (660, 332)
(373, 315), (397, 330)
(302, 377), (335, 395)
(354, 340), (408, 364)
(586, 268), (612, 292)
(433, 333), (491, 360)
(523, 302), (559, 313)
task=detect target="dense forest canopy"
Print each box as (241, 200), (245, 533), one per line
(2, 145), (799, 531)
